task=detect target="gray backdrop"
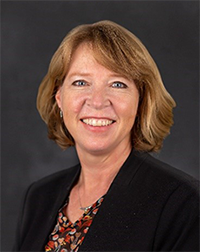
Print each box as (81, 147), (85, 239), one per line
(2, 1), (199, 251)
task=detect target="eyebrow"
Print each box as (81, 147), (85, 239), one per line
(67, 72), (91, 78)
(66, 72), (127, 79)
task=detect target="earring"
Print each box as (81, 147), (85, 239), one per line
(60, 110), (63, 118)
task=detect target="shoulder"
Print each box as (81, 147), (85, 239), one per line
(14, 164), (80, 250)
(144, 152), (198, 188)
(128, 150), (199, 198)
(138, 154), (200, 251)
(27, 164), (80, 197)
(124, 151), (200, 198)
(130, 151), (199, 235)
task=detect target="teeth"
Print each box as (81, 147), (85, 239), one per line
(82, 118), (114, 127)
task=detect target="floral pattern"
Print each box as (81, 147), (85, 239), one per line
(45, 195), (105, 252)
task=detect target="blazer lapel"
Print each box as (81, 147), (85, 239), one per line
(80, 150), (148, 251)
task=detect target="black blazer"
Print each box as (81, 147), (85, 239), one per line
(14, 150), (199, 251)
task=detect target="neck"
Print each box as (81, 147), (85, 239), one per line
(76, 144), (132, 192)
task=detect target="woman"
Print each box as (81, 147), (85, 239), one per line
(14, 20), (199, 251)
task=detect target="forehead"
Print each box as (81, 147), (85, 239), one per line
(69, 43), (95, 66)
(67, 44), (120, 80)
(67, 42), (132, 80)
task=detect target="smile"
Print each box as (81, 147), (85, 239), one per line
(81, 118), (115, 127)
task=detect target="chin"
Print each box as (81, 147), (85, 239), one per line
(78, 142), (112, 155)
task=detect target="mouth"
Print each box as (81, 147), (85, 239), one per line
(81, 118), (116, 127)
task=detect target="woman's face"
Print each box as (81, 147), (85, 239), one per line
(56, 43), (139, 156)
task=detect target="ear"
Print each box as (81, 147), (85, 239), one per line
(55, 86), (62, 109)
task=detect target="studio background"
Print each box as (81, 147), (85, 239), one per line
(1, 1), (199, 251)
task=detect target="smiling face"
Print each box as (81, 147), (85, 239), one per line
(56, 43), (139, 156)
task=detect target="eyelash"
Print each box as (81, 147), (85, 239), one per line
(72, 80), (87, 86)
(112, 82), (127, 89)
(71, 80), (128, 89)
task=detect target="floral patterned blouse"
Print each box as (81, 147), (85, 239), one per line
(45, 195), (105, 252)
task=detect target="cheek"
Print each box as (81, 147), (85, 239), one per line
(117, 95), (139, 119)
(129, 92), (139, 118)
(62, 92), (85, 115)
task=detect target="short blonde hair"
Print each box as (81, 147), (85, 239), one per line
(37, 20), (176, 152)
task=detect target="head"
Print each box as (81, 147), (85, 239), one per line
(37, 20), (176, 152)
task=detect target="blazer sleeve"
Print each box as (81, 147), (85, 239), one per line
(153, 180), (199, 251)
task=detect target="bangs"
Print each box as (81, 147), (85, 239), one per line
(90, 25), (143, 81)
(63, 21), (146, 83)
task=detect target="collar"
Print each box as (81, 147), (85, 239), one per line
(112, 149), (148, 187)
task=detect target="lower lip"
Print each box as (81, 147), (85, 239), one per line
(80, 120), (115, 132)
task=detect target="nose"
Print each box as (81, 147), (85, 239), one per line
(86, 86), (111, 109)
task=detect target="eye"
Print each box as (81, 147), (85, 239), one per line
(72, 80), (87, 86)
(112, 82), (127, 88)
